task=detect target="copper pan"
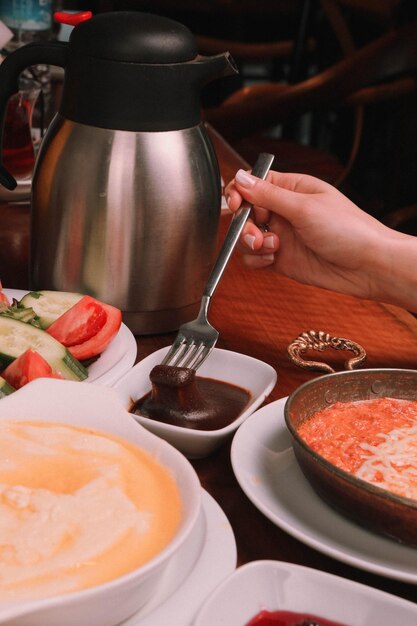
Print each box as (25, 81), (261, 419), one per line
(285, 332), (417, 546)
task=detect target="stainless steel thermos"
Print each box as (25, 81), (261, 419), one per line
(0, 11), (237, 333)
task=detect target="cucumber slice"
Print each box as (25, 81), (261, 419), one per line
(0, 376), (15, 397)
(19, 290), (84, 329)
(0, 317), (87, 381)
(0, 301), (41, 326)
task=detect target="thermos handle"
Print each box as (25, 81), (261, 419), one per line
(0, 41), (69, 189)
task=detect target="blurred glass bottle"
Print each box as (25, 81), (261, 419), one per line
(0, 1), (53, 131)
(0, 18), (38, 182)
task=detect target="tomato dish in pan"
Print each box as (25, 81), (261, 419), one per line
(298, 397), (417, 501)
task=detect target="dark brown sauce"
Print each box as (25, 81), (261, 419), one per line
(131, 365), (251, 431)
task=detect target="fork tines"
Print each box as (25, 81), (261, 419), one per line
(161, 337), (216, 371)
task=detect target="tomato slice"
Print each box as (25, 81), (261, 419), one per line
(47, 295), (107, 347)
(2, 348), (62, 389)
(0, 281), (10, 306)
(67, 302), (122, 361)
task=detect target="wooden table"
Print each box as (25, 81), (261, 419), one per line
(2, 126), (417, 606)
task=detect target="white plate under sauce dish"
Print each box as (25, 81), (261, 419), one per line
(231, 397), (417, 584)
(3, 288), (137, 386)
(114, 346), (277, 458)
(193, 559), (417, 626)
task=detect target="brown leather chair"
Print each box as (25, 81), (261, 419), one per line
(204, 19), (417, 203)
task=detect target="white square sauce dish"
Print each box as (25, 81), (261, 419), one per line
(114, 347), (277, 458)
(192, 559), (417, 626)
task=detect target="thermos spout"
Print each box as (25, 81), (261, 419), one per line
(191, 52), (239, 86)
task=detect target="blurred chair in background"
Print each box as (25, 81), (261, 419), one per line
(62, 1), (417, 231)
(204, 17), (417, 227)
(83, 0), (318, 103)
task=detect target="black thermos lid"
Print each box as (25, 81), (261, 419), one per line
(60, 11), (218, 131)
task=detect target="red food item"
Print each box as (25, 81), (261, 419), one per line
(46, 295), (107, 347)
(245, 609), (348, 626)
(297, 397), (417, 499)
(2, 348), (63, 389)
(67, 302), (122, 361)
(0, 281), (10, 306)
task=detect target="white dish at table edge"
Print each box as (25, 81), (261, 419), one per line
(4, 288), (137, 386)
(124, 489), (236, 626)
(192, 559), (417, 626)
(231, 397), (417, 584)
(114, 346), (277, 458)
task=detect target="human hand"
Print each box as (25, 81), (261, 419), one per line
(225, 169), (413, 305)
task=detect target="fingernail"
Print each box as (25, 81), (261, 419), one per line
(261, 253), (275, 262)
(263, 235), (275, 249)
(243, 234), (256, 250)
(235, 169), (256, 188)
(226, 193), (231, 207)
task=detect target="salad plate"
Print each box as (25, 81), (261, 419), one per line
(231, 398), (417, 584)
(193, 559), (417, 626)
(3, 288), (137, 386)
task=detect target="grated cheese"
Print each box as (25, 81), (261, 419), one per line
(355, 424), (417, 499)
(298, 397), (417, 500)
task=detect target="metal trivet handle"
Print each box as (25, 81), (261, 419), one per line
(287, 330), (367, 374)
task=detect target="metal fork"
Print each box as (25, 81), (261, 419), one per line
(161, 152), (275, 371)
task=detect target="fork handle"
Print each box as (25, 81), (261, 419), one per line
(203, 152), (275, 301)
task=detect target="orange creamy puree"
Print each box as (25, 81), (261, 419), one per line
(0, 420), (181, 601)
(298, 397), (417, 500)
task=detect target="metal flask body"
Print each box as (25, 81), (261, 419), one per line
(30, 115), (221, 334)
(0, 11), (238, 334)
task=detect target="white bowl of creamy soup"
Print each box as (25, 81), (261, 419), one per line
(0, 378), (201, 626)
